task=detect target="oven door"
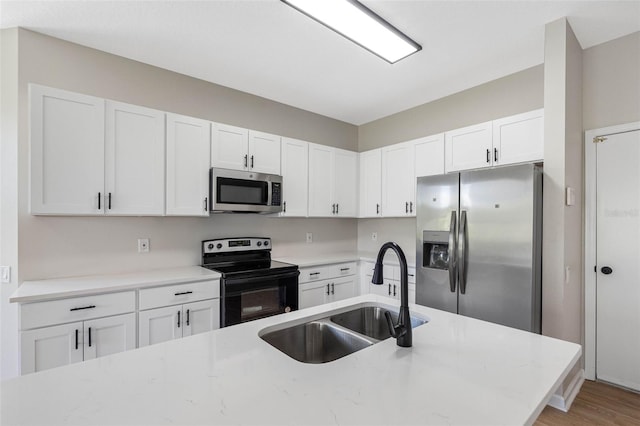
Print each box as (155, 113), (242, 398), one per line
(210, 168), (282, 214)
(221, 270), (299, 327)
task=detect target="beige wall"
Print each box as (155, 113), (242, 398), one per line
(583, 32), (640, 130)
(358, 65), (544, 151)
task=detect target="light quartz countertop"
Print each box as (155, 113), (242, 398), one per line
(275, 253), (360, 268)
(1, 294), (581, 426)
(9, 266), (221, 303)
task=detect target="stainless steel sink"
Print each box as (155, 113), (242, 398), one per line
(260, 319), (374, 364)
(330, 306), (427, 341)
(260, 304), (429, 363)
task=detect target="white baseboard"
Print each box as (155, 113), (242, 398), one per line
(547, 369), (585, 412)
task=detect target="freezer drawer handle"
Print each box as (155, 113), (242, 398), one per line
(459, 210), (469, 294)
(448, 211), (457, 293)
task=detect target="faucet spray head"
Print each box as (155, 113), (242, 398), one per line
(372, 262), (384, 285)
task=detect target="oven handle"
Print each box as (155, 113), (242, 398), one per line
(223, 271), (300, 287)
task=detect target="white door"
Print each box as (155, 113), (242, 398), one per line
(596, 129), (640, 391)
(445, 121), (493, 172)
(308, 143), (334, 217)
(29, 85), (105, 215)
(248, 130), (281, 174)
(20, 322), (83, 374)
(182, 299), (220, 337)
(211, 123), (248, 171)
(382, 142), (415, 216)
(83, 313), (136, 361)
(280, 137), (309, 217)
(139, 306), (182, 347)
(299, 281), (329, 309)
(492, 109), (544, 166)
(333, 148), (358, 217)
(330, 277), (355, 302)
(359, 149), (382, 217)
(105, 101), (165, 215)
(166, 114), (211, 216)
(414, 134), (445, 177)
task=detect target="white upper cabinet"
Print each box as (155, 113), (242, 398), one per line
(30, 85), (105, 215)
(280, 137), (309, 217)
(211, 123), (248, 171)
(413, 133), (445, 177)
(333, 148), (358, 217)
(308, 143), (335, 217)
(248, 130), (281, 175)
(445, 121), (493, 173)
(492, 109), (544, 166)
(359, 149), (382, 218)
(445, 109), (544, 173)
(211, 124), (281, 174)
(166, 114), (211, 216)
(308, 144), (358, 217)
(105, 101), (165, 215)
(382, 142), (415, 217)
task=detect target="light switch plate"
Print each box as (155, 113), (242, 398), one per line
(1, 266), (10, 283)
(565, 187), (575, 206)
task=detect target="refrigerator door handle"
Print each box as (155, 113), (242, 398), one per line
(448, 211), (457, 293)
(459, 210), (468, 294)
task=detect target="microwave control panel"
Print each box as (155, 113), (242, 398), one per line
(271, 183), (282, 206)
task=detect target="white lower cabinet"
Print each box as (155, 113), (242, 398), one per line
(299, 277), (356, 309)
(20, 312), (135, 374)
(139, 299), (219, 347)
(361, 262), (416, 304)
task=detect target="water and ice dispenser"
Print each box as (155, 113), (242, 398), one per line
(422, 231), (450, 270)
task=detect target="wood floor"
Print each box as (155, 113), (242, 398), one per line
(535, 380), (640, 425)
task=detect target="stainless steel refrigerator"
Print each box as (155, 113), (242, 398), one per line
(416, 163), (542, 333)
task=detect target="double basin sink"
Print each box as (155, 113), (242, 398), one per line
(260, 304), (428, 363)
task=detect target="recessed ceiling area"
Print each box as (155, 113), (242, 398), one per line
(2, 1), (639, 125)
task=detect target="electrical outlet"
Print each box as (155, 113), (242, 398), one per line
(306, 232), (313, 243)
(138, 238), (150, 253)
(1, 266), (10, 283)
(372, 232), (378, 242)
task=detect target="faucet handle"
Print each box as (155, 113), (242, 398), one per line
(384, 310), (407, 339)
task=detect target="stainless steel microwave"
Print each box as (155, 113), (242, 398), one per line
(209, 168), (283, 214)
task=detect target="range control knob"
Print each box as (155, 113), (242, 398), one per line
(257, 241), (262, 247)
(216, 243), (222, 249)
(264, 240), (269, 246)
(207, 243), (214, 250)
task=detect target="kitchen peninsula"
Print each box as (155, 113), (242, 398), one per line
(1, 295), (580, 425)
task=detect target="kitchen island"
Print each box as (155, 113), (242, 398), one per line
(1, 295), (580, 425)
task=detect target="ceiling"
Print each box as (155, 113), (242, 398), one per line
(2, 1), (639, 125)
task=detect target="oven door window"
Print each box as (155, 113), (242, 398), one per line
(217, 177), (268, 205)
(222, 273), (298, 327)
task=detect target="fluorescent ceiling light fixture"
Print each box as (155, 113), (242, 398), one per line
(282, 0), (421, 64)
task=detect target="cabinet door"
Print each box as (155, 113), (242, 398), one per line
(182, 299), (220, 338)
(308, 143), (334, 217)
(105, 101), (165, 215)
(359, 149), (382, 217)
(20, 322), (83, 375)
(414, 134), (445, 177)
(139, 306), (182, 347)
(211, 123), (249, 171)
(166, 114), (211, 216)
(382, 142), (415, 216)
(248, 130), (281, 175)
(30, 85), (105, 215)
(445, 122), (493, 173)
(299, 280), (330, 309)
(329, 277), (356, 302)
(369, 281), (393, 298)
(333, 148), (358, 217)
(83, 313), (136, 361)
(492, 109), (544, 166)
(280, 137), (309, 217)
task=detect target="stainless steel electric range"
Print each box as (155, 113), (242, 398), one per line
(201, 237), (299, 327)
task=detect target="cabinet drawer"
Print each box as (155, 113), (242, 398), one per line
(299, 265), (333, 283)
(20, 291), (135, 330)
(139, 280), (219, 310)
(327, 262), (357, 278)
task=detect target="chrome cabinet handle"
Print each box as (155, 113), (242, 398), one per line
(448, 211), (457, 293)
(459, 210), (468, 294)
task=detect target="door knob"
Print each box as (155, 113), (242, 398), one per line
(601, 266), (613, 275)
